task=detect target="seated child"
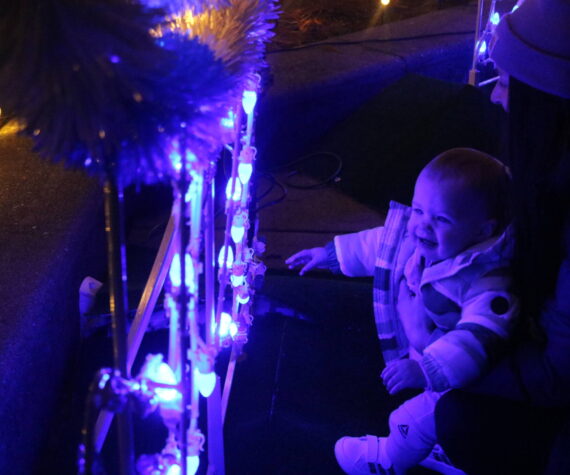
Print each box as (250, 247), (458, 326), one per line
(286, 148), (517, 474)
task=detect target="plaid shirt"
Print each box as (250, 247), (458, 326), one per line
(372, 201), (413, 363)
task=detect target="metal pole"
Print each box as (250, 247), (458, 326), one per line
(469, 0), (486, 86)
(178, 182), (190, 475)
(205, 177), (226, 474)
(93, 211), (177, 452)
(205, 178), (215, 346)
(103, 174), (134, 475)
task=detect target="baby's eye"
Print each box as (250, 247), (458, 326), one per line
(413, 208), (423, 215)
(436, 216), (451, 224)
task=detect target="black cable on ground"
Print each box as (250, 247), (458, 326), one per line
(281, 151), (343, 189)
(252, 151), (343, 213)
(267, 30), (475, 54)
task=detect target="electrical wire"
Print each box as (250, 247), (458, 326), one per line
(254, 151), (343, 211)
(267, 30), (475, 54)
(282, 151), (343, 189)
(255, 172), (288, 212)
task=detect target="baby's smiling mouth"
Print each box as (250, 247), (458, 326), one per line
(417, 235), (437, 248)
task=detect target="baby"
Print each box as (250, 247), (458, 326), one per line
(286, 148), (517, 474)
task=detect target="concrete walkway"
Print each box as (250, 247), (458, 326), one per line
(257, 2), (478, 168)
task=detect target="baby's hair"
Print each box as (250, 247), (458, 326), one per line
(423, 148), (512, 233)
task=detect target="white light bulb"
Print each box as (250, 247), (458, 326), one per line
(381, 0), (390, 5)
(169, 253), (195, 291)
(218, 312), (239, 339)
(194, 368), (216, 398)
(155, 363), (180, 404)
(218, 245), (234, 268)
(166, 464), (181, 475)
(238, 162), (253, 184)
(187, 455), (200, 475)
(225, 178), (242, 201)
(490, 12), (500, 25)
(231, 214), (246, 244)
(230, 273), (245, 288)
(478, 40), (487, 56)
(221, 109), (235, 129)
(139, 355), (181, 411)
(231, 223), (245, 244)
(166, 456), (199, 475)
(242, 90), (257, 115)
(219, 312), (233, 337)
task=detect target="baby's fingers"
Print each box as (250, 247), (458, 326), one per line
(388, 381), (406, 395)
(300, 258), (320, 276)
(285, 250), (310, 266)
(381, 364), (397, 380)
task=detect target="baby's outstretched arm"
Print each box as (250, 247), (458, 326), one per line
(286, 247), (329, 276)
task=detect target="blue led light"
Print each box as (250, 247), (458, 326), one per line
(238, 162), (253, 184)
(225, 177), (242, 201)
(194, 368), (216, 398)
(231, 222), (245, 244)
(221, 110), (235, 129)
(168, 139), (197, 172)
(242, 90), (257, 115)
(218, 245), (234, 268)
(169, 252), (195, 292)
(219, 312), (238, 338)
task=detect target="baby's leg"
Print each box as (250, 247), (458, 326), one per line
(384, 391), (441, 471)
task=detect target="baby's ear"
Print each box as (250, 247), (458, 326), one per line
(480, 219), (498, 239)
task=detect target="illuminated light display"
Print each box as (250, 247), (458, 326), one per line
(218, 245), (235, 269)
(225, 177), (243, 201)
(241, 90), (258, 115)
(194, 368), (216, 398)
(231, 214), (246, 244)
(1, 0), (278, 473)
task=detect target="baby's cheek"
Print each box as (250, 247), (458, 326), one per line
(407, 218), (418, 235)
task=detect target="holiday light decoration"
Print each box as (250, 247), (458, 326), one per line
(129, 2), (277, 474)
(469, 0), (523, 86)
(0, 1), (278, 474)
(226, 177), (243, 201)
(218, 245), (235, 269)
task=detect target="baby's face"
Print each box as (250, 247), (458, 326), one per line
(408, 173), (492, 264)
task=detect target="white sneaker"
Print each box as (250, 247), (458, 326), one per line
(419, 444), (467, 475)
(334, 435), (396, 475)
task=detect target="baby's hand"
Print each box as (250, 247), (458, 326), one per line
(381, 359), (426, 395)
(285, 247), (328, 276)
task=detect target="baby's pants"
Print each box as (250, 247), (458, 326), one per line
(385, 390), (444, 470)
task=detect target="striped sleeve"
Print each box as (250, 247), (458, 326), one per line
(374, 201), (412, 364)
